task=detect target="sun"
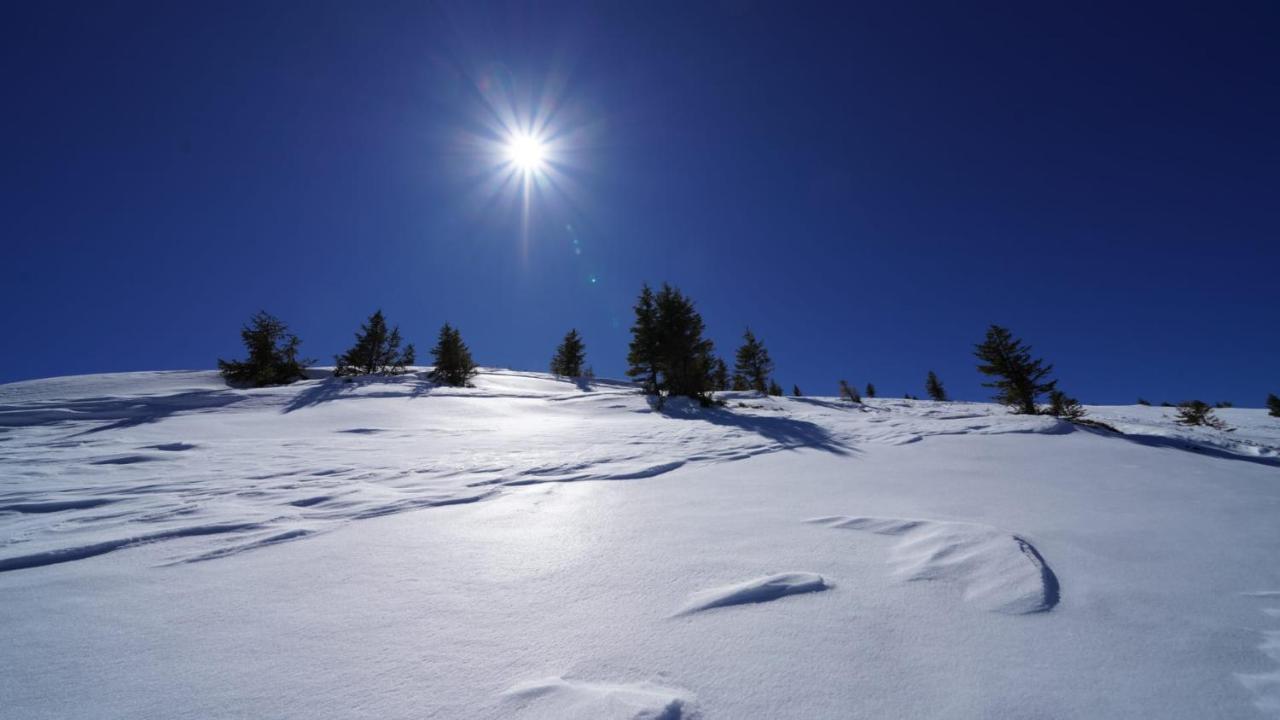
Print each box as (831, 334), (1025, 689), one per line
(506, 132), (546, 173)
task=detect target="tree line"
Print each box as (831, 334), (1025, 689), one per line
(217, 285), (1278, 426)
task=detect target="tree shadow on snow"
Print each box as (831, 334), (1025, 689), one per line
(656, 399), (853, 456)
(283, 373), (435, 413)
(1073, 424), (1280, 469)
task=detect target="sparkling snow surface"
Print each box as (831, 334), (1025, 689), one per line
(2, 369), (1278, 718)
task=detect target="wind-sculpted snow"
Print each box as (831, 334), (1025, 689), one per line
(502, 677), (695, 720)
(676, 572), (829, 615)
(809, 515), (1060, 614)
(2, 368), (1277, 572)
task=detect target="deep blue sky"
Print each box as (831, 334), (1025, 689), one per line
(3, 2), (1277, 404)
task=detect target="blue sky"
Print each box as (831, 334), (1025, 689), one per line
(3, 2), (1277, 404)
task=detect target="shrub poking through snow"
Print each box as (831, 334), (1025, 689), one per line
(1174, 400), (1229, 430)
(768, 380), (784, 396)
(839, 379), (861, 403)
(1048, 390), (1086, 420)
(218, 311), (310, 387)
(1268, 393), (1280, 418)
(865, 382), (877, 398)
(734, 328), (775, 394)
(792, 384), (803, 397)
(926, 370), (948, 401)
(1137, 398), (1151, 406)
(974, 325), (1057, 415)
(429, 323), (476, 387)
(627, 283), (718, 405)
(549, 329), (586, 378)
(334, 310), (414, 376)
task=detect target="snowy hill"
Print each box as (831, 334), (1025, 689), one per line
(1, 369), (1278, 718)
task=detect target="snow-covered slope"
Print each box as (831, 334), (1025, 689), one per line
(1, 369), (1278, 718)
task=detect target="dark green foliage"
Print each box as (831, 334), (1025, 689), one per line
(839, 379), (861, 403)
(626, 283), (717, 404)
(1048, 390), (1086, 420)
(768, 380), (783, 396)
(1214, 400), (1234, 409)
(550, 329), (587, 378)
(974, 325), (1057, 414)
(1268, 393), (1280, 418)
(1174, 400), (1229, 430)
(1137, 398), (1151, 406)
(792, 384), (803, 397)
(925, 370), (948, 402)
(625, 285), (660, 394)
(865, 383), (876, 398)
(429, 323), (476, 387)
(334, 310), (415, 377)
(733, 328), (775, 394)
(731, 374), (749, 391)
(218, 311), (310, 387)
(711, 358), (730, 392)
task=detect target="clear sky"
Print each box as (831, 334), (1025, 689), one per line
(3, 2), (1277, 404)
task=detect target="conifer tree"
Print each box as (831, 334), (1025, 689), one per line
(974, 325), (1056, 414)
(1268, 393), (1280, 418)
(792, 384), (803, 397)
(550, 329), (587, 378)
(731, 374), (749, 391)
(218, 311), (311, 387)
(711, 357), (730, 392)
(839, 379), (861, 403)
(925, 370), (948, 402)
(768, 380), (783, 396)
(334, 310), (415, 376)
(733, 328), (775, 394)
(626, 283), (717, 404)
(626, 285), (660, 394)
(429, 323), (476, 387)
(1047, 390), (1086, 420)
(865, 382), (876, 398)
(1174, 400), (1228, 430)
(1137, 398), (1151, 406)
(1214, 401), (1234, 409)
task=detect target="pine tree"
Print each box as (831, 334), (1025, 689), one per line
(865, 382), (876, 398)
(1047, 390), (1086, 420)
(1214, 401), (1234, 409)
(974, 325), (1056, 414)
(429, 323), (476, 387)
(733, 328), (775, 394)
(218, 311), (311, 387)
(550, 329), (587, 378)
(1136, 398), (1151, 406)
(925, 370), (948, 401)
(334, 310), (415, 376)
(626, 283), (717, 404)
(1174, 400), (1228, 430)
(792, 384), (803, 397)
(1268, 393), (1280, 418)
(768, 380), (783, 396)
(626, 285), (660, 394)
(731, 374), (749, 391)
(711, 357), (730, 392)
(839, 379), (861, 403)
(652, 284), (716, 403)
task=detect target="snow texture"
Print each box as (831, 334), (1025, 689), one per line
(677, 571), (829, 614)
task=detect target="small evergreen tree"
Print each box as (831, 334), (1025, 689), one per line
(1137, 398), (1151, 406)
(334, 310), (415, 376)
(1174, 400), (1228, 430)
(1160, 401), (1173, 407)
(1047, 390), (1086, 420)
(839, 379), (861, 403)
(792, 384), (803, 397)
(768, 380), (783, 396)
(218, 311), (310, 387)
(733, 328), (775, 394)
(925, 370), (948, 401)
(550, 329), (587, 377)
(711, 357), (730, 392)
(974, 325), (1056, 414)
(865, 382), (876, 398)
(1214, 400), (1234, 409)
(429, 323), (476, 387)
(626, 285), (660, 394)
(1268, 393), (1280, 418)
(626, 283), (717, 404)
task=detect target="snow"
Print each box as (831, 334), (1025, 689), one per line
(1, 368), (1279, 718)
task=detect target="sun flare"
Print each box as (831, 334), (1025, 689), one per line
(506, 133), (546, 173)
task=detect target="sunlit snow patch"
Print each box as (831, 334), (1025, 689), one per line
(808, 516), (1059, 614)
